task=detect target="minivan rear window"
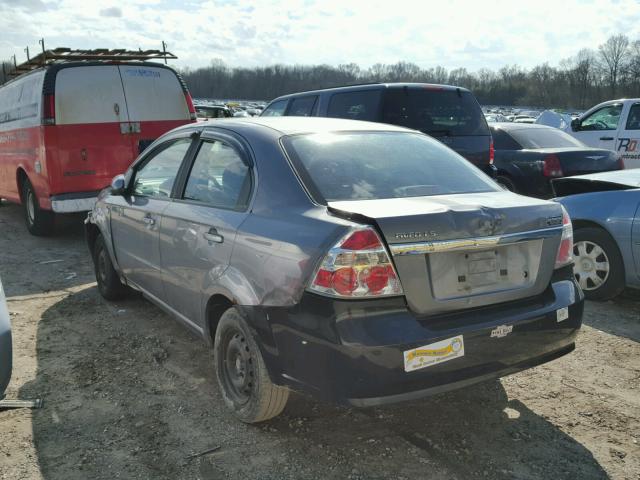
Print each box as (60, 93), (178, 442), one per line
(382, 88), (489, 137)
(283, 132), (497, 202)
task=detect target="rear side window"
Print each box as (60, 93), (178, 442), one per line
(133, 139), (192, 198)
(262, 100), (288, 117)
(327, 90), (381, 121)
(382, 88), (489, 136)
(287, 96), (318, 116)
(283, 132), (498, 202)
(626, 103), (640, 130)
(509, 128), (584, 149)
(183, 140), (251, 210)
(492, 129), (521, 150)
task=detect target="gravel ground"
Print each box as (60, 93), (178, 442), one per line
(0, 202), (638, 480)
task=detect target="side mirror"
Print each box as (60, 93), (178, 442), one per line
(110, 174), (126, 196)
(570, 118), (581, 131)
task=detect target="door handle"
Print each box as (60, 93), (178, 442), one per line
(142, 215), (155, 226)
(600, 136), (614, 141)
(203, 228), (223, 243)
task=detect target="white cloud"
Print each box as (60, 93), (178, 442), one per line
(0, 0), (639, 71)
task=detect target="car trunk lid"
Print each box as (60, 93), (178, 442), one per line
(536, 147), (622, 177)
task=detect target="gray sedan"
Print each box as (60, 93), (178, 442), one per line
(0, 276), (12, 399)
(86, 117), (583, 423)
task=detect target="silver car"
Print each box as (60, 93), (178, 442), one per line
(0, 276), (12, 399)
(86, 117), (583, 423)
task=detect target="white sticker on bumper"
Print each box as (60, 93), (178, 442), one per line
(404, 335), (464, 373)
(557, 307), (569, 322)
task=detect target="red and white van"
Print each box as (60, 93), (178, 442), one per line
(0, 61), (196, 235)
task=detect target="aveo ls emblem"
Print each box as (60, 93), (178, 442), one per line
(490, 325), (513, 338)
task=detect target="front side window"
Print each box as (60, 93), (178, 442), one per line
(261, 100), (288, 117)
(581, 104), (622, 131)
(327, 90), (381, 121)
(287, 96), (318, 116)
(183, 140), (251, 209)
(625, 103), (640, 130)
(132, 139), (191, 197)
(283, 132), (498, 203)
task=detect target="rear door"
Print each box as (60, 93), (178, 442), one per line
(617, 102), (640, 169)
(118, 65), (191, 156)
(52, 65), (134, 194)
(160, 132), (252, 325)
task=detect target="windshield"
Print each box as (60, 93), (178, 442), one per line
(382, 88), (489, 136)
(509, 128), (585, 149)
(283, 132), (498, 203)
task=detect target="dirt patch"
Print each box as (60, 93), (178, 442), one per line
(0, 203), (638, 480)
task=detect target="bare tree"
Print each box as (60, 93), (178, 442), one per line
(598, 34), (630, 97)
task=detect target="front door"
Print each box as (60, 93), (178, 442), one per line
(160, 135), (252, 326)
(571, 103), (623, 151)
(110, 137), (192, 298)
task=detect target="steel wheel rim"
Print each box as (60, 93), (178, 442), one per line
(26, 190), (35, 223)
(219, 329), (254, 405)
(573, 240), (610, 291)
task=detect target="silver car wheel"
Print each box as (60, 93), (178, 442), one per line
(26, 190), (35, 224)
(573, 240), (610, 291)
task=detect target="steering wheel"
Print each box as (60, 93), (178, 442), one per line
(595, 120), (609, 129)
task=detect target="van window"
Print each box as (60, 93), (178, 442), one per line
(327, 90), (381, 121)
(287, 96), (318, 116)
(382, 88), (489, 136)
(262, 100), (288, 117)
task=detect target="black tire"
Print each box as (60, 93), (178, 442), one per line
(93, 235), (129, 300)
(22, 178), (54, 236)
(573, 227), (625, 301)
(214, 307), (289, 423)
(496, 175), (517, 193)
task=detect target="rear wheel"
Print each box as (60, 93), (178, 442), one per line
(214, 307), (289, 423)
(573, 227), (625, 301)
(496, 175), (517, 193)
(22, 178), (54, 236)
(93, 234), (129, 300)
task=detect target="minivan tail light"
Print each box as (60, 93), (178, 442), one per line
(555, 206), (573, 269)
(42, 94), (55, 125)
(309, 227), (403, 298)
(543, 154), (563, 177)
(184, 92), (197, 121)
(489, 138), (495, 164)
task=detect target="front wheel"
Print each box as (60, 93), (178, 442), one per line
(93, 235), (130, 300)
(22, 179), (54, 236)
(573, 227), (625, 301)
(214, 308), (289, 423)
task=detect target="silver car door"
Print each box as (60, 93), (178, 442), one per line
(110, 137), (192, 299)
(160, 133), (252, 327)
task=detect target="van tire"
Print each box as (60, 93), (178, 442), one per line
(93, 234), (129, 300)
(22, 179), (54, 236)
(214, 307), (289, 423)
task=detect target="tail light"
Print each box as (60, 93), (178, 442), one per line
(309, 227), (403, 298)
(543, 154), (563, 177)
(42, 94), (55, 125)
(555, 206), (573, 268)
(489, 138), (495, 165)
(184, 92), (197, 121)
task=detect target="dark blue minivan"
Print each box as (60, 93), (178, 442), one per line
(261, 83), (495, 176)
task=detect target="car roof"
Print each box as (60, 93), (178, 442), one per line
(489, 122), (553, 131)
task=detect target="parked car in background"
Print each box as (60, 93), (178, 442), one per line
(566, 98), (640, 169)
(195, 105), (232, 120)
(513, 117), (536, 124)
(261, 83), (496, 176)
(491, 123), (623, 197)
(485, 113), (508, 123)
(553, 170), (640, 300)
(0, 276), (11, 399)
(0, 49), (197, 236)
(86, 117), (582, 423)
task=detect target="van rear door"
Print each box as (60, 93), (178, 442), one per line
(117, 65), (191, 155)
(52, 65), (135, 195)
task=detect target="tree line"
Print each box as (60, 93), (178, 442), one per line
(181, 34), (640, 110)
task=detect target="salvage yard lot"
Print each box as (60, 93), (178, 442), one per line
(0, 203), (638, 480)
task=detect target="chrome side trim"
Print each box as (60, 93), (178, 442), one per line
(389, 227), (562, 256)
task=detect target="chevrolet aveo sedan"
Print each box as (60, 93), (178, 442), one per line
(86, 117), (583, 423)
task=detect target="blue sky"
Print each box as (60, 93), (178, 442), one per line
(1, 0), (639, 71)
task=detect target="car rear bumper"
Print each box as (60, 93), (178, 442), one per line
(50, 191), (101, 213)
(242, 266), (583, 406)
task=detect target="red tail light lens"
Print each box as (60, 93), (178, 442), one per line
(184, 92), (197, 120)
(489, 139), (495, 165)
(309, 227), (403, 298)
(42, 94), (55, 125)
(543, 154), (563, 177)
(555, 206), (573, 269)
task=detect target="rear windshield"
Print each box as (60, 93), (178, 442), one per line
(509, 128), (584, 149)
(282, 132), (498, 202)
(383, 88), (489, 136)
